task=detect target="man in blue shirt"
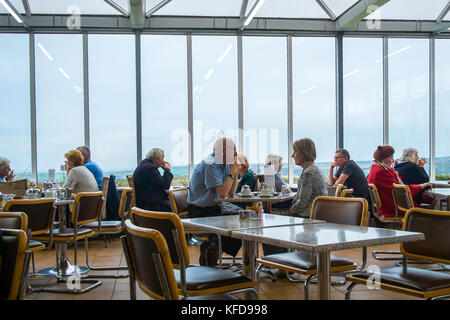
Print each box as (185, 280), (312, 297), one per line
(77, 146), (104, 190)
(187, 137), (242, 266)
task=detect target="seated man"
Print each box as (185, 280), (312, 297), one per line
(133, 148), (173, 212)
(77, 146), (104, 190)
(187, 137), (242, 266)
(0, 157), (15, 182)
(327, 148), (370, 205)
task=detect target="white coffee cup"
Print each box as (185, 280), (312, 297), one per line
(261, 188), (270, 196)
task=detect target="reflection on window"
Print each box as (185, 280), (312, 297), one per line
(88, 35), (136, 183)
(388, 38), (429, 168)
(243, 36), (287, 177)
(35, 34), (84, 183)
(343, 37), (383, 175)
(142, 35), (188, 186)
(0, 34), (31, 179)
(192, 36), (238, 164)
(436, 39), (450, 179)
(293, 37), (335, 179)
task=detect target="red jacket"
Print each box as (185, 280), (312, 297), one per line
(367, 162), (422, 217)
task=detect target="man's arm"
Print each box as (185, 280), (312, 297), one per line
(215, 162), (239, 198)
(328, 162), (338, 185)
(334, 173), (350, 186)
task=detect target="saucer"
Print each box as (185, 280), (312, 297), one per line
(238, 193), (253, 198)
(259, 194), (273, 197)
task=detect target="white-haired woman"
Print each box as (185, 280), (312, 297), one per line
(132, 148), (173, 212)
(265, 153), (289, 193)
(394, 148), (429, 185)
(0, 157), (15, 182)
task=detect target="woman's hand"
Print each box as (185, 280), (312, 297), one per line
(417, 158), (427, 167)
(6, 170), (15, 181)
(420, 182), (432, 190)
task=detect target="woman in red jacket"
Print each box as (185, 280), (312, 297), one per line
(367, 145), (431, 218)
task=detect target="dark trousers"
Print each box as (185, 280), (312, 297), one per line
(187, 203), (242, 257)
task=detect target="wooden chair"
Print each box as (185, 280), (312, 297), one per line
(0, 179), (28, 197)
(121, 220), (239, 300)
(100, 176), (110, 221)
(254, 174), (264, 191)
(126, 174), (136, 208)
(340, 188), (354, 198)
(346, 207), (450, 300)
(0, 228), (30, 300)
(256, 196), (368, 300)
(129, 208), (258, 298)
(334, 184), (345, 197)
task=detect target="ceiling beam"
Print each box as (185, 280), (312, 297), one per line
(129, 0), (145, 29)
(436, 1), (450, 23)
(146, 0), (172, 17)
(239, 0), (249, 20)
(0, 0), (29, 28)
(336, 0), (391, 30)
(104, 0), (129, 17)
(315, 0), (336, 20)
(432, 22), (450, 35)
(21, 0), (30, 16)
(240, 0), (264, 30)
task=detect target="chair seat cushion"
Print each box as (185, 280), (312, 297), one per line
(174, 266), (253, 291)
(183, 293), (239, 300)
(34, 227), (94, 239)
(28, 239), (45, 251)
(260, 251), (355, 271)
(348, 266), (450, 292)
(81, 221), (122, 229)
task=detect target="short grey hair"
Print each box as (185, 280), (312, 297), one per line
(0, 157), (11, 172)
(265, 154), (283, 167)
(146, 148), (164, 161)
(399, 148), (418, 163)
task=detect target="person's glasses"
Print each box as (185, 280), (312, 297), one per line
(334, 156), (343, 160)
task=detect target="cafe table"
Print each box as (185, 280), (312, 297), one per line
(214, 192), (296, 213)
(231, 223), (424, 300)
(425, 188), (450, 211)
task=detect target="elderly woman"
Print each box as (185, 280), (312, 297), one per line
(287, 138), (327, 218)
(265, 153), (288, 192)
(394, 148), (429, 185)
(63, 149), (99, 194)
(367, 145), (431, 218)
(0, 157), (15, 182)
(236, 153), (255, 193)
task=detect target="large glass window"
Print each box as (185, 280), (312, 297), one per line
(88, 35), (136, 183)
(343, 37), (383, 175)
(142, 35), (188, 186)
(0, 34), (31, 179)
(192, 36), (238, 164)
(35, 34), (84, 183)
(293, 36), (336, 179)
(435, 39), (450, 180)
(388, 38), (429, 167)
(243, 36), (287, 177)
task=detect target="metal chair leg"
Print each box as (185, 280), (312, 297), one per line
(345, 282), (357, 300)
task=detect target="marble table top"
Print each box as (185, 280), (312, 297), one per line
(181, 213), (324, 236)
(214, 192), (296, 203)
(230, 223), (424, 253)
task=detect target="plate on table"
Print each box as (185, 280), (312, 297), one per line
(238, 193), (253, 198)
(259, 194), (274, 198)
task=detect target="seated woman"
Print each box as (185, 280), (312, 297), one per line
(287, 138), (327, 218)
(63, 149), (99, 194)
(0, 157), (15, 182)
(367, 145), (431, 218)
(265, 153), (288, 192)
(236, 153), (255, 193)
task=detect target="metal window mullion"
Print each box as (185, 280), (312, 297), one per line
(83, 32), (90, 147)
(429, 37), (435, 180)
(238, 34), (243, 154)
(29, 32), (37, 183)
(135, 30), (142, 164)
(335, 32), (343, 149)
(187, 33), (194, 178)
(287, 35), (293, 185)
(383, 36), (389, 145)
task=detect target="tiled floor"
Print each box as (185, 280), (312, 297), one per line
(23, 236), (448, 300)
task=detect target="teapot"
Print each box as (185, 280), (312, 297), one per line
(240, 185), (251, 195)
(26, 187), (42, 199)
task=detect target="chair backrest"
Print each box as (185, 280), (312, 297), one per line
(334, 184), (345, 197)
(71, 192), (103, 226)
(392, 183), (414, 214)
(130, 207), (189, 268)
(340, 188), (354, 198)
(100, 176), (110, 220)
(0, 179), (28, 197)
(0, 228), (28, 300)
(123, 219), (179, 300)
(254, 174), (264, 191)
(0, 212), (28, 231)
(126, 174), (136, 208)
(167, 187), (189, 217)
(401, 208), (450, 264)
(367, 183), (382, 216)
(310, 196), (368, 227)
(118, 188), (133, 218)
(3, 199), (55, 236)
